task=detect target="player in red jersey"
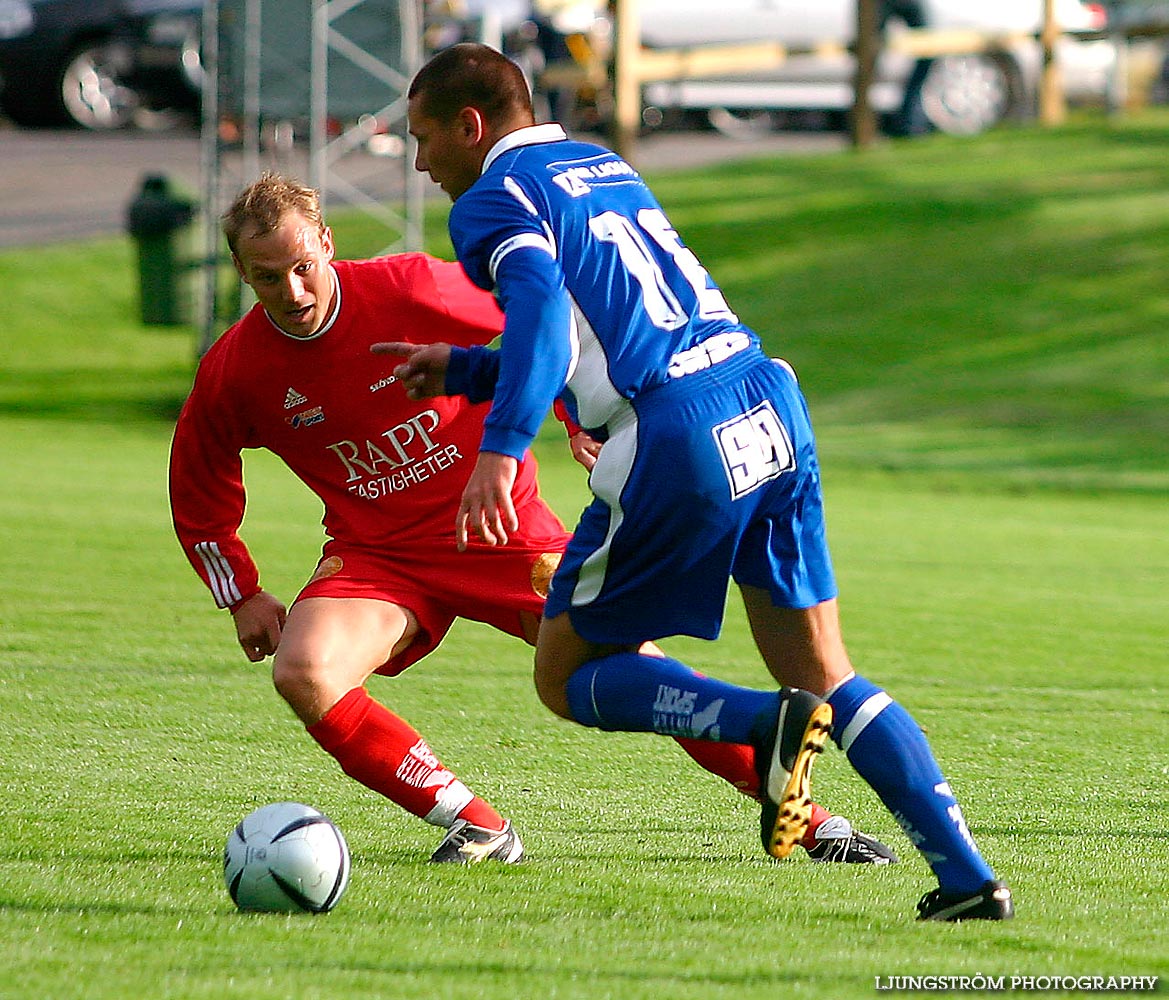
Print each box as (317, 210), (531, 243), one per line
(169, 171), (895, 864)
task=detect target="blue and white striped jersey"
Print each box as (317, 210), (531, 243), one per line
(446, 124), (759, 459)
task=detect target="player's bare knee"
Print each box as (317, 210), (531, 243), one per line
(534, 666), (574, 720)
(533, 644), (576, 720)
(534, 612), (593, 720)
(271, 656), (320, 719)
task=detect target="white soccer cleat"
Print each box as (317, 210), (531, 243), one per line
(429, 818), (525, 864)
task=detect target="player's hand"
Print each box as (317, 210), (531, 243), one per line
(568, 430), (602, 472)
(370, 341), (451, 400)
(231, 590), (286, 662)
(457, 452), (520, 551)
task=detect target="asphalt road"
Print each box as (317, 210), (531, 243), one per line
(0, 122), (847, 248)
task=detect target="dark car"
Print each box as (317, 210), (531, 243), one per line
(0, 0), (201, 129)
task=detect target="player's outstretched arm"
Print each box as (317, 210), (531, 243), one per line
(568, 431), (602, 472)
(231, 589), (287, 662)
(552, 399), (602, 472)
(370, 341), (451, 400)
(456, 452), (520, 551)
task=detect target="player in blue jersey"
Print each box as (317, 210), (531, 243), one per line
(383, 42), (1013, 920)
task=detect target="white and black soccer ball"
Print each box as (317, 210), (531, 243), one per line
(223, 802), (350, 913)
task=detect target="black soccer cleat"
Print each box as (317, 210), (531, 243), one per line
(429, 819), (525, 864)
(754, 687), (834, 859)
(916, 879), (1014, 921)
(804, 815), (899, 864)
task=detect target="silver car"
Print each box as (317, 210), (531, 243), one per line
(636, 0), (1116, 135)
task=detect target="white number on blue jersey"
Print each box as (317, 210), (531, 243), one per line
(589, 211), (686, 329)
(589, 208), (738, 332)
(713, 401), (796, 499)
(637, 209), (738, 323)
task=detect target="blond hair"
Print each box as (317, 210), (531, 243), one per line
(221, 171), (325, 254)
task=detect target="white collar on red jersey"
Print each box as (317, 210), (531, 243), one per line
(264, 265), (342, 341)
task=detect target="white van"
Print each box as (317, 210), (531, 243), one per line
(635, 0), (1115, 135)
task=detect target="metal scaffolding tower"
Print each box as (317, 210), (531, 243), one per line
(196, 0), (425, 353)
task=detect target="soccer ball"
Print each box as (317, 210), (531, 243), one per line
(223, 802), (350, 913)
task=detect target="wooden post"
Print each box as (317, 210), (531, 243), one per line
(1039, 0), (1067, 125)
(610, 0), (641, 161)
(852, 0), (880, 148)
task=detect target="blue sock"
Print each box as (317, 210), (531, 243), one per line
(828, 674), (995, 893)
(565, 652), (779, 745)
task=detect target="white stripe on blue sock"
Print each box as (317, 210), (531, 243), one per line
(838, 692), (893, 753)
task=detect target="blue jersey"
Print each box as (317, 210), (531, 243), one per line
(446, 125), (836, 642)
(447, 124), (759, 459)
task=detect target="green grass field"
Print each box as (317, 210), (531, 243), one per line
(2, 113), (1167, 999)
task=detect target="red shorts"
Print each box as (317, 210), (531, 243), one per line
(294, 499), (570, 676)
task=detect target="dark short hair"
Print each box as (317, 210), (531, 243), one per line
(409, 42), (533, 125)
(221, 171), (324, 255)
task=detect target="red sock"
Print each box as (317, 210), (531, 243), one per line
(674, 737), (758, 796)
(801, 803), (832, 849)
(307, 687), (504, 830)
(674, 737), (835, 848)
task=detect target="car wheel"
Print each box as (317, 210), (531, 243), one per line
(59, 40), (140, 129)
(706, 107), (775, 138)
(912, 54), (1014, 136)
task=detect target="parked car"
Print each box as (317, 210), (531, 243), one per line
(0, 0), (201, 129)
(636, 0), (1116, 136)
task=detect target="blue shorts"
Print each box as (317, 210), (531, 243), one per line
(543, 349), (837, 645)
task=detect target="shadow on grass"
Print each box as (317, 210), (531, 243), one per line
(0, 891), (817, 988)
(277, 957), (812, 989)
(0, 897), (198, 918)
(0, 394), (185, 424)
(0, 368), (188, 424)
(975, 827), (1169, 841)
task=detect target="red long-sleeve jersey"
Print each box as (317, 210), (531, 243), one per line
(169, 253), (538, 610)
